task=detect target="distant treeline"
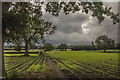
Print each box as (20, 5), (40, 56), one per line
(4, 44), (119, 51)
(71, 45), (96, 51)
(70, 45), (118, 51)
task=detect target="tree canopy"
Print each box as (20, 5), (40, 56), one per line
(43, 42), (54, 51)
(95, 35), (115, 52)
(45, 2), (119, 24)
(4, 3), (56, 56)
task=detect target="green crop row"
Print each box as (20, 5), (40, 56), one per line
(54, 57), (119, 78)
(5, 57), (33, 69)
(5, 57), (35, 71)
(4, 54), (51, 78)
(27, 56), (44, 73)
(49, 50), (119, 78)
(6, 57), (38, 74)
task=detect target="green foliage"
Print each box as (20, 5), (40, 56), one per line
(57, 44), (67, 51)
(4, 2), (56, 43)
(5, 3), (56, 55)
(43, 42), (54, 51)
(95, 35), (115, 52)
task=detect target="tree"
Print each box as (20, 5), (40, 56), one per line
(2, 2), (12, 78)
(6, 3), (56, 56)
(116, 42), (120, 49)
(58, 44), (67, 51)
(95, 35), (115, 52)
(43, 42), (54, 51)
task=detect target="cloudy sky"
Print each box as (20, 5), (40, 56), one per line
(40, 2), (119, 46)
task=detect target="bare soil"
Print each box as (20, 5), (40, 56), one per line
(45, 57), (68, 78)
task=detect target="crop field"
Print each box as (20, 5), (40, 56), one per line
(4, 50), (120, 78)
(48, 50), (119, 78)
(4, 53), (50, 78)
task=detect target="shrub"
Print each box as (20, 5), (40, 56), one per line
(57, 44), (67, 51)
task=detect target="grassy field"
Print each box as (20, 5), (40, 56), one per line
(4, 49), (119, 78)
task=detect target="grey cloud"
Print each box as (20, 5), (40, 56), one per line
(42, 2), (118, 45)
(56, 12), (89, 34)
(42, 12), (89, 34)
(58, 12), (89, 23)
(57, 23), (82, 34)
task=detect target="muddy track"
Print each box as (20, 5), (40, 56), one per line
(46, 56), (68, 78)
(47, 56), (82, 79)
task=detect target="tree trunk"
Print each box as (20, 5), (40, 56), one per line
(1, 2), (8, 79)
(2, 41), (7, 79)
(2, 34), (7, 79)
(2, 3), (11, 14)
(25, 41), (29, 56)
